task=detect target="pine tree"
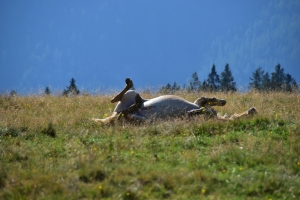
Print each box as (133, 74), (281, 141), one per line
(207, 64), (220, 92)
(63, 78), (80, 96)
(165, 83), (171, 91)
(291, 80), (299, 92)
(284, 73), (298, 92)
(262, 72), (271, 91)
(10, 90), (17, 97)
(45, 86), (51, 95)
(249, 67), (264, 91)
(159, 83), (172, 94)
(220, 63), (236, 92)
(172, 82), (180, 91)
(188, 72), (201, 91)
(202, 80), (209, 92)
(271, 64), (285, 91)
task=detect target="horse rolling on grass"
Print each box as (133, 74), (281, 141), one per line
(93, 78), (257, 125)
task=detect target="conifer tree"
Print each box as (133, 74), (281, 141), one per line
(262, 72), (271, 91)
(202, 79), (209, 92)
(45, 86), (51, 95)
(220, 63), (236, 92)
(207, 64), (220, 92)
(165, 83), (171, 91)
(160, 82), (181, 94)
(63, 78), (80, 96)
(271, 64), (285, 91)
(249, 67), (264, 91)
(284, 73), (298, 92)
(291, 80), (299, 92)
(188, 72), (201, 91)
(159, 83), (172, 94)
(10, 90), (17, 97)
(172, 82), (180, 91)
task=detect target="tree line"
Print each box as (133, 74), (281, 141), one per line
(23, 78), (79, 97)
(6, 64), (298, 97)
(160, 63), (298, 94)
(43, 78), (80, 96)
(160, 63), (236, 93)
(9, 78), (81, 97)
(249, 64), (298, 92)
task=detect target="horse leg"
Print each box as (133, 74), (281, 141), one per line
(215, 107), (257, 121)
(120, 93), (144, 114)
(228, 107), (257, 120)
(92, 112), (120, 125)
(116, 94), (146, 123)
(111, 78), (133, 103)
(124, 113), (147, 123)
(188, 106), (218, 119)
(188, 107), (257, 121)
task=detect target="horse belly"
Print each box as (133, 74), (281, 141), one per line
(140, 96), (199, 119)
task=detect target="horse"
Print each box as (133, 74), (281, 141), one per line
(92, 78), (257, 125)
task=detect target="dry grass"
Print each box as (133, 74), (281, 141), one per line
(0, 91), (299, 199)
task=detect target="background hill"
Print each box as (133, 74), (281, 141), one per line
(1, 0), (299, 93)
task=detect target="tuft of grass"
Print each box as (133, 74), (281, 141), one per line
(41, 122), (56, 138)
(0, 169), (7, 189)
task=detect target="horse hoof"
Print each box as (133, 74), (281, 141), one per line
(248, 107), (257, 115)
(125, 78), (131, 85)
(125, 78), (133, 88)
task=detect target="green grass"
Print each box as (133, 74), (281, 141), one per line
(0, 92), (300, 199)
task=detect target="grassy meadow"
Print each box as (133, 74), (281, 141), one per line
(0, 91), (299, 199)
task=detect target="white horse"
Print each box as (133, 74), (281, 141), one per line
(93, 78), (257, 125)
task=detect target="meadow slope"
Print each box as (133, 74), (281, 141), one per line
(0, 92), (299, 199)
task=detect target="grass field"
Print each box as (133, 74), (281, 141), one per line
(0, 91), (299, 199)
